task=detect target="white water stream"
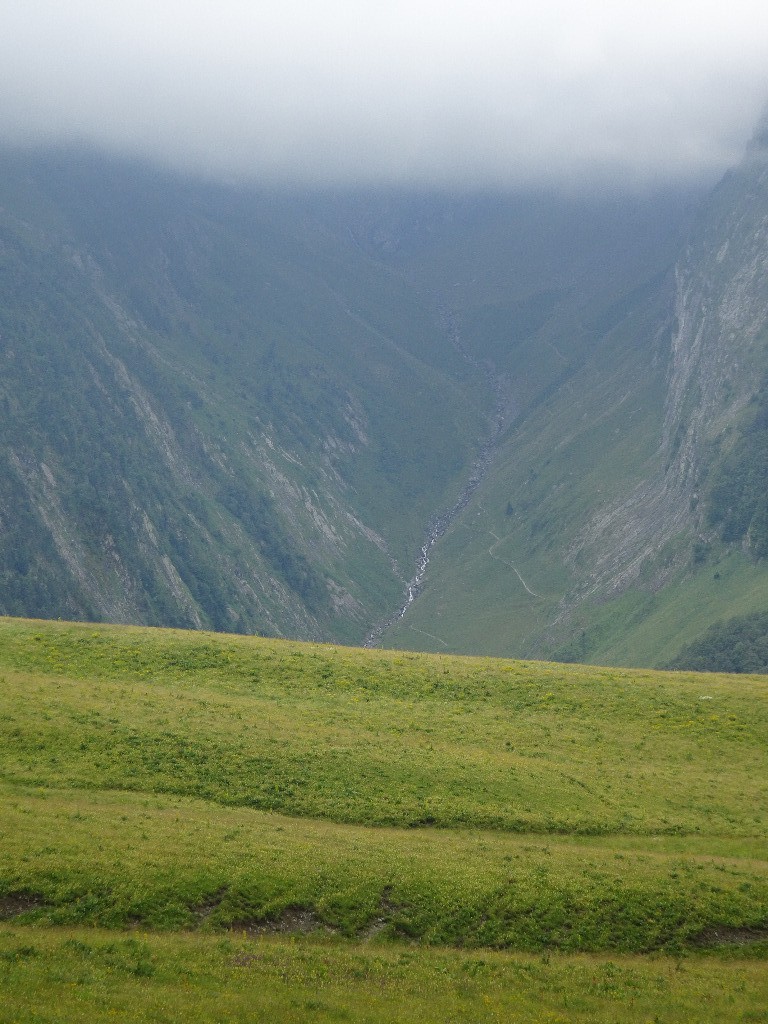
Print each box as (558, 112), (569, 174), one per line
(364, 315), (515, 647)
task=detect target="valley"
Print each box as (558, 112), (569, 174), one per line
(365, 312), (517, 646)
(380, 128), (768, 665)
(3, 8), (768, 1023)
(2, 122), (768, 668)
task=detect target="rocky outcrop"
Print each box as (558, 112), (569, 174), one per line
(565, 127), (768, 606)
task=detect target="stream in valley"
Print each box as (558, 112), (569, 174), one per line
(364, 315), (515, 648)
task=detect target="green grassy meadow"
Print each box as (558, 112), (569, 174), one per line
(1, 616), (767, 1020)
(2, 928), (768, 1024)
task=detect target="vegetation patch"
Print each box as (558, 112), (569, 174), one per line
(706, 373), (768, 558)
(668, 610), (768, 673)
(0, 615), (766, 1015)
(226, 907), (334, 938)
(2, 926), (768, 1024)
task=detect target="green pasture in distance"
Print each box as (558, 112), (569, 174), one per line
(1, 617), (766, 838)
(0, 613), (767, 1018)
(2, 927), (767, 1024)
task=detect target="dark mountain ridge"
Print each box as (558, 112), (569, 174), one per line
(384, 122), (768, 666)
(3, 137), (766, 665)
(0, 148), (486, 640)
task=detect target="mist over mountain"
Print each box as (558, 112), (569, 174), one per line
(2, 2), (767, 188)
(1, 102), (768, 665)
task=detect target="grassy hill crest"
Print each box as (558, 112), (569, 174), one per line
(2, 615), (767, 1020)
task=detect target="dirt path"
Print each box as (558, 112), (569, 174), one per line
(487, 530), (541, 598)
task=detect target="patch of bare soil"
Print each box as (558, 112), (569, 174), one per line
(692, 925), (768, 947)
(0, 894), (45, 919)
(227, 906), (334, 937)
(189, 889), (227, 925)
(358, 886), (400, 940)
(231, 951), (267, 967)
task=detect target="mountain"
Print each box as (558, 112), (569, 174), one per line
(384, 122), (768, 666)
(2, 133), (767, 665)
(0, 148), (487, 642)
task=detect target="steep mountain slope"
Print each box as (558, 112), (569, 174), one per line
(1, 146), (705, 648)
(0, 148), (486, 641)
(385, 126), (768, 665)
(6, 139), (764, 664)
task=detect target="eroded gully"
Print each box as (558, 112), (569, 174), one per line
(364, 314), (516, 648)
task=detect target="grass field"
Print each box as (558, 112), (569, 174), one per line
(2, 927), (768, 1024)
(1, 616), (766, 1019)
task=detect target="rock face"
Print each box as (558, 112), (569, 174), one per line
(378, 118), (768, 666)
(567, 125), (768, 606)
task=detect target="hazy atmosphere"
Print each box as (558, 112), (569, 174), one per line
(4, 3), (768, 1016)
(2, 0), (768, 187)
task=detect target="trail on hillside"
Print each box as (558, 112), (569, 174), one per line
(364, 313), (516, 648)
(487, 530), (541, 598)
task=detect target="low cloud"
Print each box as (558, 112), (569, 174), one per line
(1, 1), (767, 187)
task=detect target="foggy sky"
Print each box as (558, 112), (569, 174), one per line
(2, 1), (768, 188)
